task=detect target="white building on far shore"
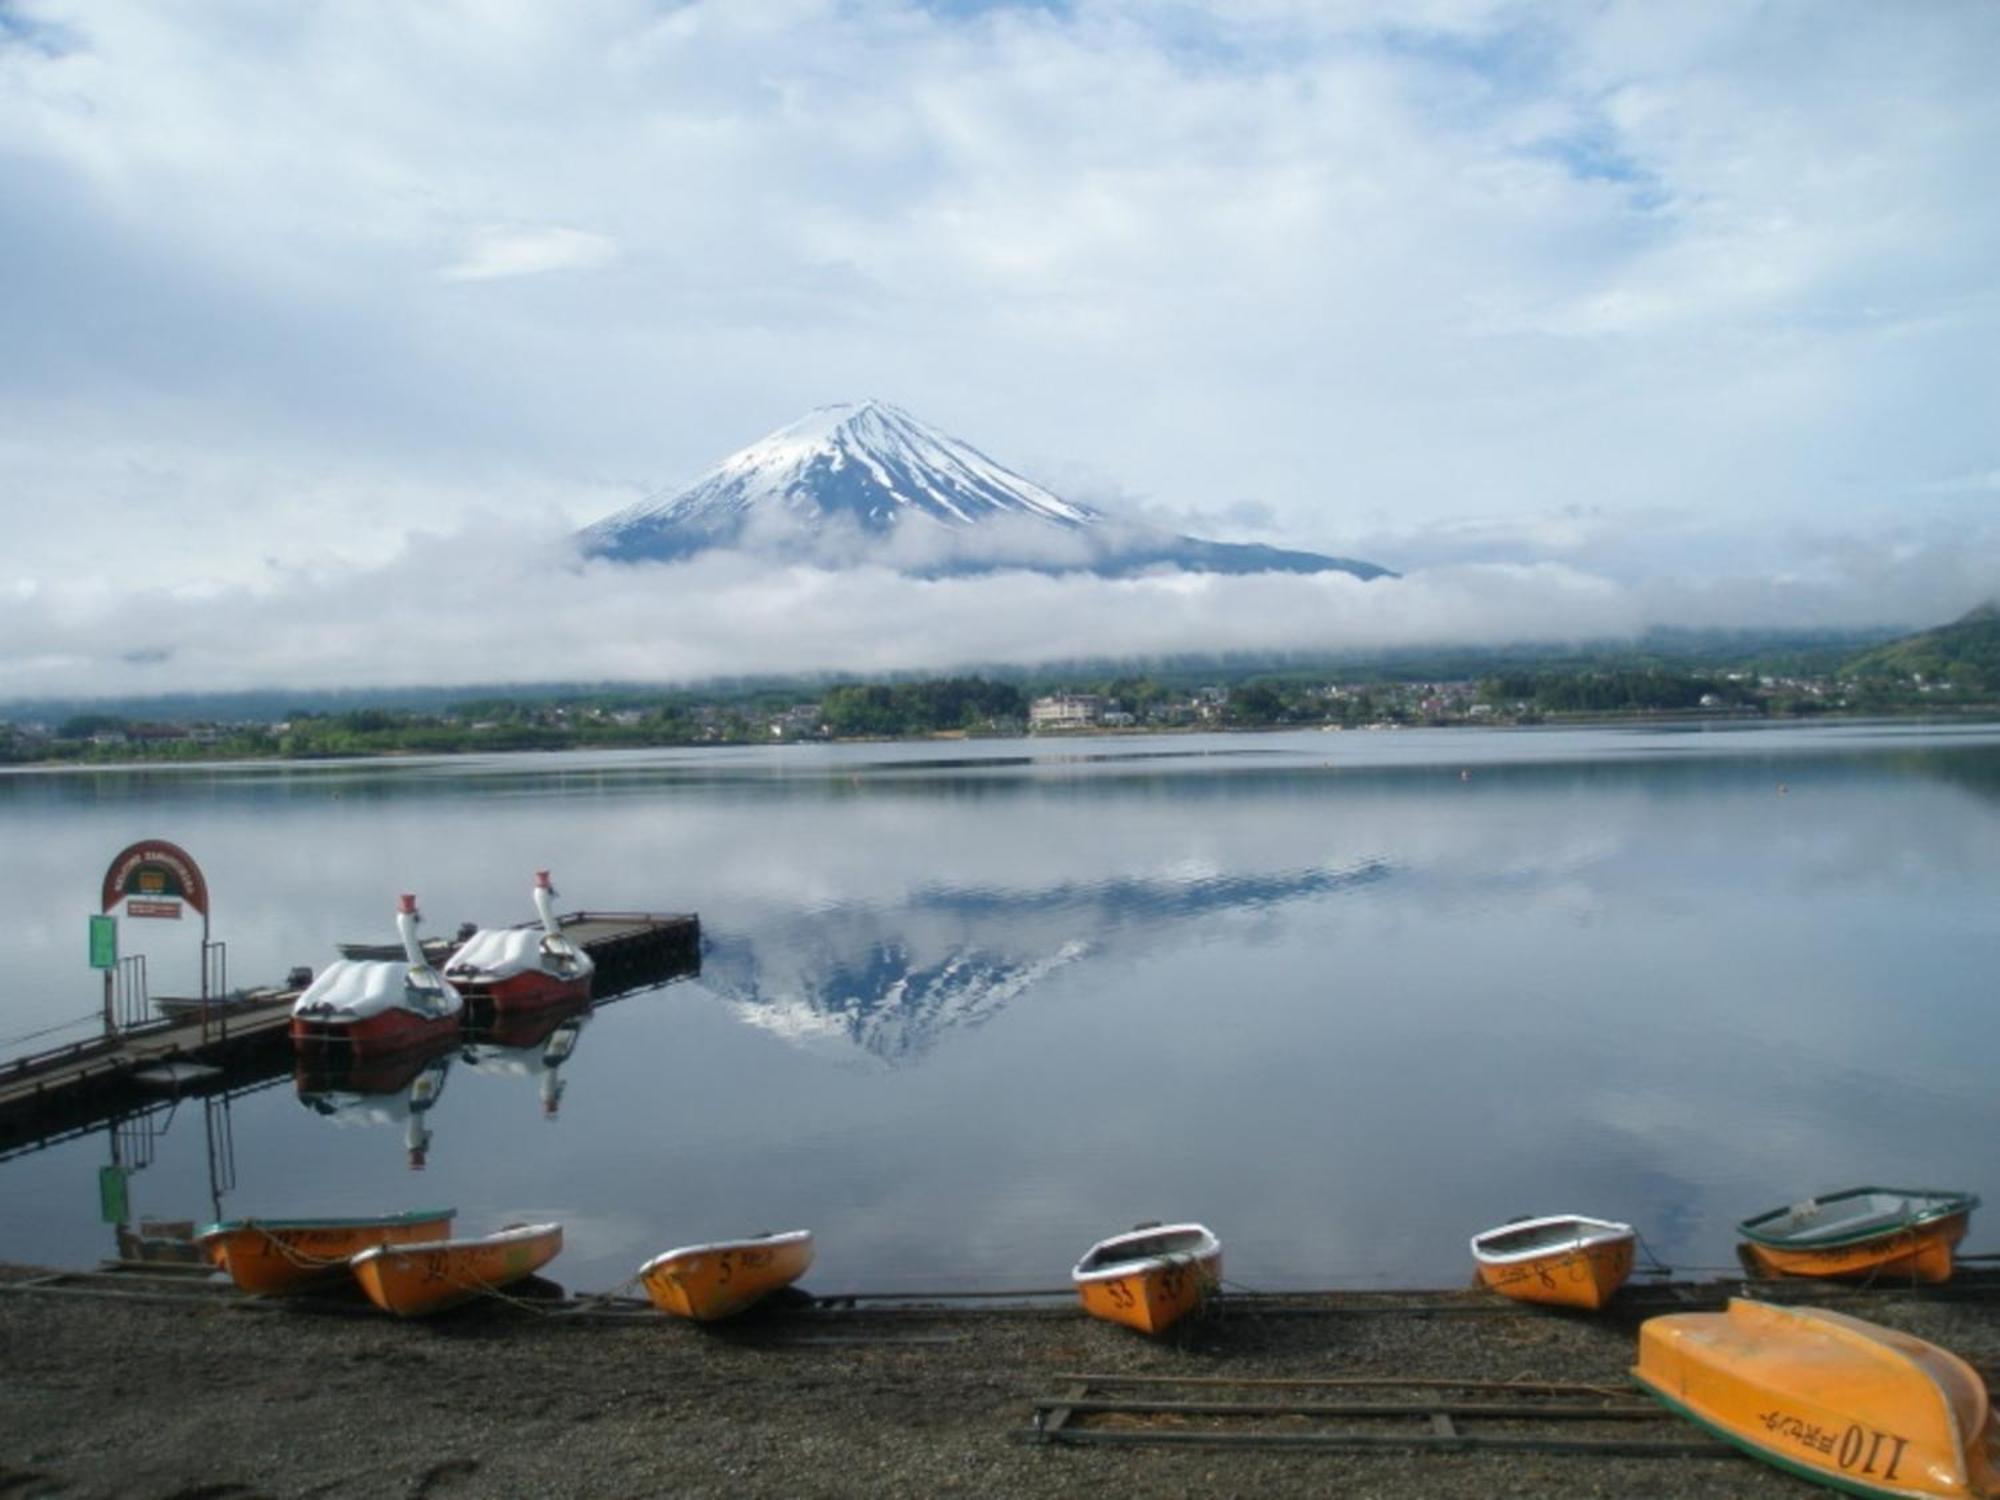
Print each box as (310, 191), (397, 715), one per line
(1028, 694), (1104, 731)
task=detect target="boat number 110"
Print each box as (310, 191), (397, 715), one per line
(1761, 1410), (1910, 1481)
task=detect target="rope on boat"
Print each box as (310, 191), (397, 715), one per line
(248, 1226), (564, 1313)
(379, 1232), (630, 1318)
(251, 1223), (355, 1271)
(1848, 1254), (1932, 1293)
(235, 1225), (643, 1318)
(1633, 1231), (1681, 1277)
(0, 1010), (105, 1050)
(431, 1264), (570, 1316)
(552, 1272), (647, 1316)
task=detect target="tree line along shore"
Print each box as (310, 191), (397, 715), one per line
(3, 666), (1996, 766)
(5, 609), (1998, 765)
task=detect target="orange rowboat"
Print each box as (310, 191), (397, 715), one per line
(349, 1222), (563, 1317)
(1739, 1187), (1978, 1284)
(1071, 1223), (1222, 1335)
(1469, 1213), (1636, 1310)
(637, 1230), (815, 1321)
(196, 1208), (456, 1295)
(1634, 1298), (2000, 1499)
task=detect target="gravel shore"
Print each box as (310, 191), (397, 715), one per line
(6, 1265), (1999, 1499)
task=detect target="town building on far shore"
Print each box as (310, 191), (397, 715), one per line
(1028, 694), (1104, 732)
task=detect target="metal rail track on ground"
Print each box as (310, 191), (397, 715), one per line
(1025, 1372), (1735, 1458)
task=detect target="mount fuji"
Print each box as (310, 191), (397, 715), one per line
(578, 401), (1392, 580)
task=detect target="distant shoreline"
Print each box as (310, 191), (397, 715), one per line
(5, 707), (1999, 775)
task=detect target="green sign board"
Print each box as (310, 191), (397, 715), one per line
(98, 1164), (130, 1224)
(88, 914), (118, 971)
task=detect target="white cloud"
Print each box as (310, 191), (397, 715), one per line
(1912, 469), (2000, 497)
(0, 0), (1995, 689)
(2, 514), (1992, 703)
(440, 225), (619, 282)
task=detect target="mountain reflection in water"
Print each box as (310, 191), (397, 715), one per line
(698, 859), (1390, 1063)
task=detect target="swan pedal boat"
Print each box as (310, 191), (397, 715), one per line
(1469, 1213), (1636, 1310)
(443, 871), (595, 1009)
(196, 1208), (455, 1295)
(349, 1222), (563, 1317)
(1071, 1222), (1222, 1335)
(1634, 1298), (2000, 1499)
(292, 894), (463, 1058)
(638, 1230), (815, 1321)
(1739, 1187), (1979, 1284)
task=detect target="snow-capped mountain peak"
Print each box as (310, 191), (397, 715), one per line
(579, 400), (1392, 580)
(717, 400), (1093, 528)
(581, 400), (1096, 561)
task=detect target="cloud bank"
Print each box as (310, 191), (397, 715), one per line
(3, 517), (1993, 702)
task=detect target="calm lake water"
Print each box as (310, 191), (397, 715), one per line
(4, 721), (1999, 1295)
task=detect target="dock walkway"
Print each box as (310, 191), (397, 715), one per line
(0, 911), (698, 1148)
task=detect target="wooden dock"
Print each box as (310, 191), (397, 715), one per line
(0, 911), (698, 1153)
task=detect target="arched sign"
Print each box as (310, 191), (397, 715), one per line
(101, 840), (210, 926)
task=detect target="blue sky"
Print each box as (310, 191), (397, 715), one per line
(1, 0), (1996, 694)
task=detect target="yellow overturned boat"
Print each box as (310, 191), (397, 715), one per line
(1635, 1298), (2000, 1498)
(637, 1230), (815, 1321)
(1739, 1187), (1978, 1284)
(196, 1208), (455, 1295)
(349, 1221), (563, 1317)
(1071, 1222), (1221, 1335)
(1469, 1213), (1636, 1310)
